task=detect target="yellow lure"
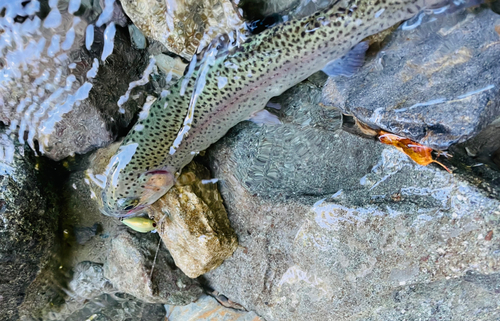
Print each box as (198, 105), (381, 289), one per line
(121, 217), (157, 233)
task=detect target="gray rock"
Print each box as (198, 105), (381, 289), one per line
(0, 132), (59, 321)
(444, 115), (500, 198)
(494, 148), (500, 168)
(120, 0), (244, 60)
(203, 77), (500, 320)
(128, 24), (147, 49)
(103, 230), (203, 305)
(38, 261), (166, 321)
(322, 7), (500, 150)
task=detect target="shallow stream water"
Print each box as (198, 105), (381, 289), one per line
(1, 0), (500, 320)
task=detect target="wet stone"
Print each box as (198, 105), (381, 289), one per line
(120, 0), (244, 60)
(322, 7), (500, 150)
(362, 272), (500, 320)
(203, 76), (500, 320)
(154, 54), (188, 80)
(445, 114), (500, 198)
(103, 230), (203, 305)
(148, 162), (239, 279)
(129, 24), (147, 49)
(68, 261), (114, 300)
(449, 115), (500, 175)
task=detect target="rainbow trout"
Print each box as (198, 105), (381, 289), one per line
(102, 0), (441, 217)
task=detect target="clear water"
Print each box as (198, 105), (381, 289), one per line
(1, 0), (499, 320)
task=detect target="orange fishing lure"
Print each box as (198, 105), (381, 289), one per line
(377, 130), (452, 173)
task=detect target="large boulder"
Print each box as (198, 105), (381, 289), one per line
(322, 7), (500, 150)
(203, 77), (500, 320)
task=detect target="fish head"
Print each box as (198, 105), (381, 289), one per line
(101, 167), (175, 217)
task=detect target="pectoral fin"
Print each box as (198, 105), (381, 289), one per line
(322, 41), (369, 77)
(139, 169), (175, 205)
(248, 109), (281, 126)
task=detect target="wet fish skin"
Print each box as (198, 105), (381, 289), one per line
(102, 0), (433, 217)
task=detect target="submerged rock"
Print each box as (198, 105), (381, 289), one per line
(213, 80), (374, 199)
(322, 7), (500, 150)
(149, 162), (239, 279)
(58, 293), (167, 321)
(0, 131), (59, 321)
(154, 54), (187, 80)
(69, 261), (114, 300)
(103, 230), (203, 305)
(120, 0), (244, 60)
(42, 261), (166, 321)
(203, 74), (500, 320)
(361, 271), (500, 320)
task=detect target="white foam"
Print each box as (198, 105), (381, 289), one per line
(47, 34), (61, 58)
(118, 57), (156, 107)
(217, 76), (228, 89)
(86, 58), (99, 78)
(85, 24), (94, 50)
(44, 7), (62, 29)
(374, 8), (385, 18)
(201, 178), (219, 184)
(104, 142), (139, 187)
(180, 55), (197, 96)
(101, 22), (116, 61)
(170, 47), (218, 154)
(61, 27), (75, 50)
(96, 0), (115, 27)
(68, 0), (81, 14)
